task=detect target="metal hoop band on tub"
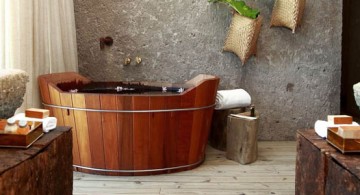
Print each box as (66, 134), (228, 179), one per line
(73, 157), (204, 173)
(42, 102), (215, 113)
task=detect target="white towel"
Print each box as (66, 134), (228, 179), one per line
(12, 113), (57, 133)
(314, 120), (359, 138)
(215, 89), (251, 110)
(42, 117), (57, 133)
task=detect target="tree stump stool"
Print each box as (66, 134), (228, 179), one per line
(226, 111), (259, 164)
(0, 126), (73, 194)
(209, 108), (245, 151)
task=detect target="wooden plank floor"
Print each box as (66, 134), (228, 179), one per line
(73, 141), (296, 195)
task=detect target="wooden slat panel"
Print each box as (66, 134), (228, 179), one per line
(117, 96), (133, 175)
(100, 95), (120, 170)
(72, 93), (92, 167)
(178, 89), (196, 166)
(200, 108), (215, 154)
(38, 72), (90, 87)
(48, 85), (64, 126)
(188, 109), (205, 164)
(190, 84), (205, 163)
(132, 96), (150, 172)
(185, 78), (219, 164)
(38, 72), (91, 118)
(164, 96), (181, 168)
(59, 93), (81, 166)
(149, 96), (166, 169)
(38, 77), (52, 105)
(85, 94), (105, 169)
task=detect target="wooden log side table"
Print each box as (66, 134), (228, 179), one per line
(209, 108), (245, 151)
(226, 112), (258, 164)
(296, 129), (360, 195)
(0, 126), (73, 195)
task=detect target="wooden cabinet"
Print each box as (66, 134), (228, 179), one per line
(0, 126), (73, 195)
(296, 129), (360, 195)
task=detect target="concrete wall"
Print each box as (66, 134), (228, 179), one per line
(74, 0), (342, 140)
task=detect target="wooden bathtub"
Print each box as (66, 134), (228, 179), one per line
(38, 72), (219, 175)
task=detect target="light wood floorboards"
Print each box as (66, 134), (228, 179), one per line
(73, 141), (296, 195)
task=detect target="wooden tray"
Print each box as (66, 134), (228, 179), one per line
(327, 127), (360, 153)
(0, 121), (44, 149)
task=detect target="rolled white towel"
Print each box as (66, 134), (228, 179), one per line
(12, 113), (57, 133)
(314, 120), (360, 138)
(314, 120), (329, 138)
(215, 89), (251, 110)
(42, 117), (57, 133)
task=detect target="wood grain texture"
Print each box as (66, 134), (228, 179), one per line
(72, 93), (92, 167)
(149, 96), (166, 169)
(297, 129), (360, 195)
(226, 114), (259, 165)
(73, 141), (296, 195)
(132, 96), (150, 173)
(38, 72), (90, 113)
(0, 127), (73, 195)
(37, 76), (52, 117)
(178, 89), (196, 165)
(48, 85), (64, 126)
(325, 157), (360, 195)
(189, 83), (206, 164)
(200, 78), (219, 139)
(117, 96), (133, 175)
(209, 108), (245, 151)
(296, 129), (336, 195)
(327, 127), (360, 153)
(38, 72), (90, 104)
(100, 95), (120, 170)
(60, 92), (81, 165)
(38, 72), (220, 175)
(38, 76), (52, 105)
(164, 96), (181, 169)
(85, 94), (105, 169)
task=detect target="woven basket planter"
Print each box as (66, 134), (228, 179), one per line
(270, 0), (306, 33)
(223, 13), (263, 65)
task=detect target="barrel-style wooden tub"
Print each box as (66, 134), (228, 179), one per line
(38, 72), (219, 176)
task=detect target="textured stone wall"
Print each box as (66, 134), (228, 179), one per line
(74, 0), (342, 140)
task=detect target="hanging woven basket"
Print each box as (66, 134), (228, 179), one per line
(270, 0), (306, 33)
(223, 13), (263, 65)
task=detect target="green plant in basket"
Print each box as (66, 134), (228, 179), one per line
(209, 0), (260, 19)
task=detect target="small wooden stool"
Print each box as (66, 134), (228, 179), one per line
(226, 111), (259, 164)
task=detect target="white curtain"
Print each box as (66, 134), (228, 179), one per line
(0, 0), (78, 109)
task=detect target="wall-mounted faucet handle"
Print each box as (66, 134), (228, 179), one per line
(124, 57), (131, 65)
(100, 36), (113, 50)
(135, 56), (142, 65)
